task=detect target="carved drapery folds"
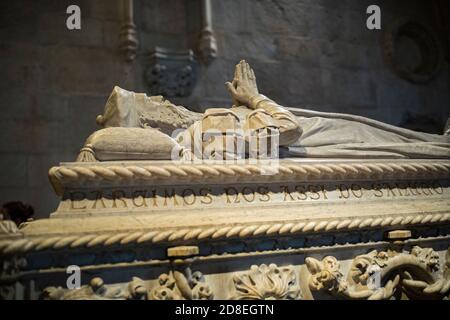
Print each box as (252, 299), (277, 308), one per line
(306, 246), (450, 300)
(231, 264), (301, 300)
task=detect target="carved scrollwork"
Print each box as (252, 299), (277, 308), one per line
(402, 247), (450, 298)
(149, 270), (213, 300)
(306, 246), (450, 300)
(231, 264), (301, 300)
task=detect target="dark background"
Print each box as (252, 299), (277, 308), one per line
(0, 0), (449, 218)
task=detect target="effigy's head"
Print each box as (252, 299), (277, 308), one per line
(96, 86), (202, 135)
(96, 86), (141, 128)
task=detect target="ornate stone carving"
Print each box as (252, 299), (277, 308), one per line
(305, 256), (347, 294)
(149, 270), (213, 300)
(43, 268), (213, 300)
(306, 254), (399, 299)
(306, 246), (450, 300)
(231, 264), (300, 300)
(402, 247), (450, 297)
(42, 276), (147, 300)
(410, 246), (440, 272)
(145, 47), (197, 97)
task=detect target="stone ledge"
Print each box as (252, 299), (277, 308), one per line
(48, 158), (450, 196)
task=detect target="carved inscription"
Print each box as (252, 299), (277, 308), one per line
(65, 181), (446, 212)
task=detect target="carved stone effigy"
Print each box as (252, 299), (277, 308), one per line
(1, 61), (449, 300)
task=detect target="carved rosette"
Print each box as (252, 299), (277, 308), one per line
(231, 264), (301, 300)
(149, 270), (213, 300)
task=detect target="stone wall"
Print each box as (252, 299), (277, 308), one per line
(0, 0), (449, 218)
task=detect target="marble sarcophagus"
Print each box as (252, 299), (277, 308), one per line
(1, 158), (449, 300)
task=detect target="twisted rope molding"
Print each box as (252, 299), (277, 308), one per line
(2, 212), (450, 256)
(49, 161), (450, 195)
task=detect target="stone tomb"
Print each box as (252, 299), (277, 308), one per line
(1, 158), (450, 300)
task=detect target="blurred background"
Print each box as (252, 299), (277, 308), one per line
(0, 0), (449, 219)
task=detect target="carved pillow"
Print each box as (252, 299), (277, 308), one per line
(82, 127), (182, 161)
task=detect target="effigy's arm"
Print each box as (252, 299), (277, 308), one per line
(226, 61), (301, 146)
(248, 94), (302, 146)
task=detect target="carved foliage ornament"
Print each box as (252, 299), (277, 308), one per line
(231, 264), (301, 300)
